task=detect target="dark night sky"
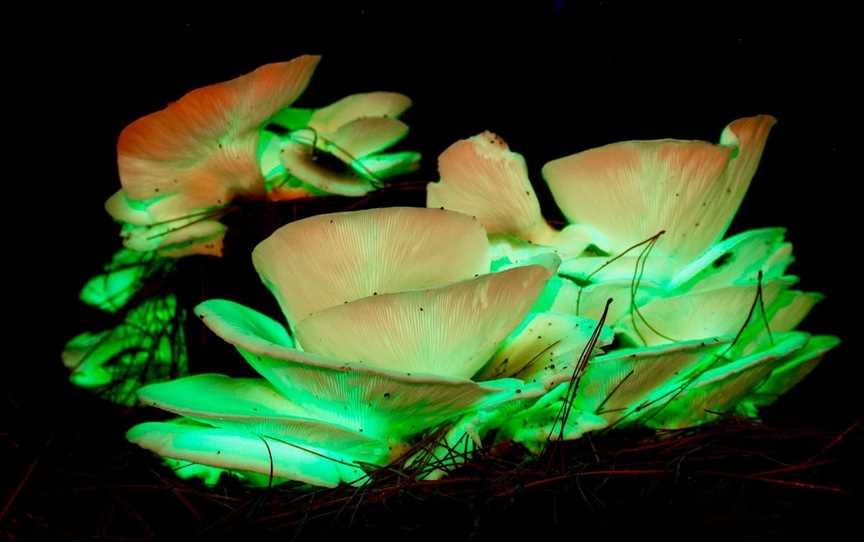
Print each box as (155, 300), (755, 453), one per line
(5, 3), (861, 537)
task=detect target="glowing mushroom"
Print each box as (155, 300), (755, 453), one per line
(128, 207), (583, 487)
(107, 56), (420, 258)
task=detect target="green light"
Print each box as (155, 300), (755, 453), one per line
(642, 333), (810, 429)
(614, 277), (796, 346)
(124, 115), (838, 488)
(79, 248), (168, 313)
(109, 60), (421, 258)
(669, 227), (790, 291)
(268, 107), (315, 131)
(129, 208), (560, 486)
(259, 91), (418, 199)
(160, 418), (292, 488)
(422, 117), (838, 451)
(137, 374), (391, 462)
(195, 298), (526, 442)
(475, 312), (613, 380)
(739, 334), (841, 410)
(64, 295), (187, 405)
(128, 420), (365, 488)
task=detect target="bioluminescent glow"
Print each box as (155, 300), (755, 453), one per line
(261, 92), (420, 198)
(101, 106), (835, 487)
(63, 56), (421, 403)
(79, 248), (170, 313)
(63, 294), (187, 405)
(128, 207), (564, 486)
(106, 56), (419, 258)
(425, 116), (838, 452)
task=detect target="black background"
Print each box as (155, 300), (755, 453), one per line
(6, 2), (862, 539)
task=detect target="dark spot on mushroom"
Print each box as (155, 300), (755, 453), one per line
(712, 253), (733, 268)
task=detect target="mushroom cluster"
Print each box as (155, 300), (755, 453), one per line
(107, 55), (419, 258)
(63, 56), (420, 403)
(84, 63), (834, 486)
(428, 116), (838, 450)
(128, 207), (612, 486)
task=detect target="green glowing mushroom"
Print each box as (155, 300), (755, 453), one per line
(78, 248), (171, 313)
(70, 57), (423, 402)
(261, 92), (421, 197)
(106, 56), (420, 258)
(128, 207), (609, 487)
(106, 55), (320, 257)
(426, 117), (838, 450)
(62, 247), (182, 403)
(63, 295), (187, 405)
(111, 110), (838, 484)
(428, 117), (789, 319)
